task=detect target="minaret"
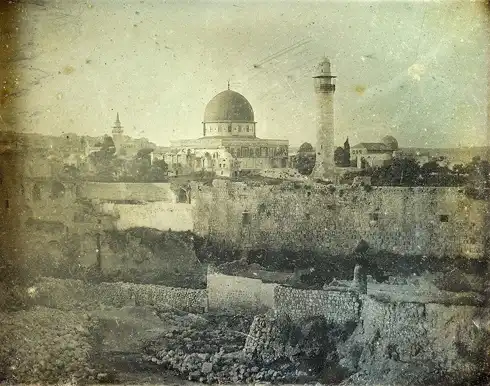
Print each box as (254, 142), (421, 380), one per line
(112, 112), (123, 134)
(312, 57), (336, 180)
(111, 112), (124, 155)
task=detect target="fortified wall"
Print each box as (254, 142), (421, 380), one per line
(192, 180), (488, 259)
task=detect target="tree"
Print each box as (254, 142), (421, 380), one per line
(334, 147), (345, 166)
(148, 159), (169, 182)
(371, 157), (421, 186)
(342, 137), (351, 166)
(465, 157), (490, 200)
(88, 136), (122, 181)
(296, 142), (316, 176)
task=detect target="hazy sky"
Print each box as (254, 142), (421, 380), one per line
(16, 0), (489, 148)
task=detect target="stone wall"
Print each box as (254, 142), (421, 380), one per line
(192, 180), (487, 259)
(207, 269), (278, 313)
(79, 182), (176, 202)
(274, 286), (361, 324)
(33, 277), (207, 314)
(100, 201), (194, 231)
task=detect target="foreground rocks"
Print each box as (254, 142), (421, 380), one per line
(337, 298), (490, 385)
(143, 312), (303, 383)
(0, 306), (100, 384)
(144, 312), (351, 384)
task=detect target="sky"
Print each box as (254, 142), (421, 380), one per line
(13, 0), (490, 148)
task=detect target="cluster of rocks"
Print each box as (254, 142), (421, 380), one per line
(0, 306), (100, 384)
(144, 349), (302, 383)
(143, 313), (310, 383)
(244, 313), (292, 363)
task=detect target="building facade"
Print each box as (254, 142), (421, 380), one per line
(351, 135), (399, 169)
(161, 85), (289, 177)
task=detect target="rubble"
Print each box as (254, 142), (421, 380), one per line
(0, 306), (100, 384)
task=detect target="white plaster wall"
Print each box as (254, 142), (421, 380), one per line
(207, 272), (278, 312)
(101, 202), (194, 231)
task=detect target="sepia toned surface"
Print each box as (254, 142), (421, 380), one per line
(0, 0), (489, 385)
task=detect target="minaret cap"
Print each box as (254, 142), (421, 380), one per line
(315, 57), (336, 78)
(112, 112), (123, 134)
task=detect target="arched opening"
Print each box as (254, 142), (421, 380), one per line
(177, 188), (189, 203)
(51, 181), (66, 199)
(32, 184), (41, 201)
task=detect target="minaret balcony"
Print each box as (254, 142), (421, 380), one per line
(315, 83), (336, 93)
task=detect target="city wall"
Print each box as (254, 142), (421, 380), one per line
(20, 179), (488, 260)
(192, 180), (488, 259)
(14, 179), (489, 288)
(79, 182), (177, 202)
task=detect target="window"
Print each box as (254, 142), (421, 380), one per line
(33, 184), (41, 201)
(5, 200), (9, 209)
(439, 215), (449, 223)
(238, 125), (242, 132)
(228, 125), (232, 133)
(242, 210), (251, 225)
(246, 125), (249, 132)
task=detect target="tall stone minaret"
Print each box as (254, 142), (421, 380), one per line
(312, 57), (336, 180)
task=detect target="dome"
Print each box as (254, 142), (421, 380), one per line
(204, 90), (254, 122)
(381, 135), (399, 151)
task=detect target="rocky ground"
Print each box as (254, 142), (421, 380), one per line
(2, 278), (489, 385)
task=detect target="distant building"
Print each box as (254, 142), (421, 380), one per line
(110, 113), (156, 158)
(351, 135), (398, 169)
(160, 84), (289, 177)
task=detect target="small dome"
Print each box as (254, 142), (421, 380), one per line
(204, 90), (254, 122)
(298, 142), (314, 153)
(381, 135), (398, 151)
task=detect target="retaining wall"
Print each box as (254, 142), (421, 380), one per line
(34, 277), (207, 314)
(273, 285), (361, 324)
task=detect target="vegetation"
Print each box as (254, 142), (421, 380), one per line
(65, 135), (170, 183)
(295, 142), (316, 176)
(339, 156), (489, 198)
